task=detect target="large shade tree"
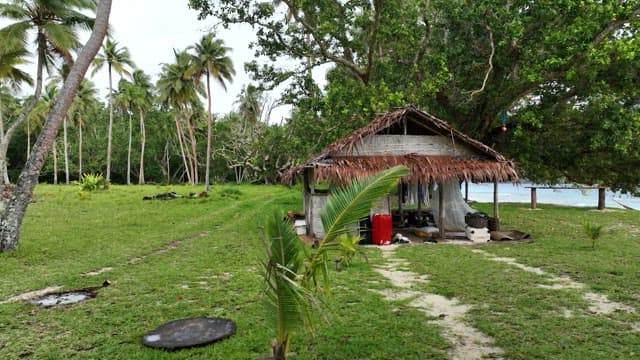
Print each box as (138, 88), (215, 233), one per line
(91, 37), (135, 182)
(190, 0), (640, 192)
(188, 33), (235, 191)
(0, 0), (112, 252)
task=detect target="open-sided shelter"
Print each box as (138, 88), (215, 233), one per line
(282, 106), (519, 240)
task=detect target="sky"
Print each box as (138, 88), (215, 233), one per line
(3, 0), (304, 123)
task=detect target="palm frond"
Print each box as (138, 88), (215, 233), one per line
(263, 211), (318, 338)
(321, 165), (409, 242)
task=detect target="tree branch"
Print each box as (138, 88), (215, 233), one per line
(282, 0), (367, 83)
(470, 18), (495, 98)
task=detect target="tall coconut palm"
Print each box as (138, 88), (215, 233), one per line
(91, 37), (135, 182)
(130, 69), (153, 184)
(30, 82), (59, 183)
(157, 49), (204, 185)
(0, 47), (33, 186)
(114, 79), (134, 185)
(0, 0), (95, 172)
(188, 33), (235, 191)
(69, 79), (98, 179)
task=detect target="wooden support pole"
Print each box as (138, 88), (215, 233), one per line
(493, 181), (500, 231)
(530, 187), (537, 209)
(464, 181), (469, 202)
(598, 187), (606, 210)
(439, 182), (445, 241)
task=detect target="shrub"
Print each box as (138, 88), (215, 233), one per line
(583, 222), (604, 249)
(77, 173), (110, 192)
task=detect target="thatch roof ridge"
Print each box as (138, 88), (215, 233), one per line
(281, 105), (518, 184)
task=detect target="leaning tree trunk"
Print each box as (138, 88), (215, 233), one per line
(184, 110), (198, 184)
(0, 0), (112, 252)
(174, 114), (192, 185)
(138, 110), (145, 184)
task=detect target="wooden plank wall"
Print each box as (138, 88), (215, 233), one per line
(333, 135), (477, 157)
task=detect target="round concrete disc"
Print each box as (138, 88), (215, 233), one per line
(142, 317), (236, 350)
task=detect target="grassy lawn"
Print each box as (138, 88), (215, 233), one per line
(1, 185), (639, 359)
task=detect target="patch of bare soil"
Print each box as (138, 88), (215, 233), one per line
(373, 245), (504, 360)
(471, 249), (636, 315)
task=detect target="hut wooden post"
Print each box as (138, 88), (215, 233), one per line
(464, 181), (469, 202)
(439, 182), (445, 241)
(493, 181), (500, 231)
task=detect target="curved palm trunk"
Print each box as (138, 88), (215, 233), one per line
(0, 0), (112, 252)
(126, 111), (132, 185)
(63, 116), (69, 184)
(106, 64), (113, 181)
(184, 109), (198, 184)
(138, 110), (145, 184)
(204, 74), (212, 191)
(174, 113), (192, 185)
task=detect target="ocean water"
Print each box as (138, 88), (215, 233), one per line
(466, 182), (640, 210)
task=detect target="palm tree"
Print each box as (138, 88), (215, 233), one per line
(157, 49), (204, 185)
(235, 84), (263, 133)
(91, 37), (135, 182)
(0, 0), (95, 170)
(0, 47), (33, 186)
(130, 69), (153, 184)
(0, 0), (111, 253)
(30, 82), (59, 183)
(188, 33), (235, 191)
(263, 166), (409, 360)
(114, 79), (134, 185)
(69, 79), (98, 179)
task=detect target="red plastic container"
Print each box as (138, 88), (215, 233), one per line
(371, 214), (392, 245)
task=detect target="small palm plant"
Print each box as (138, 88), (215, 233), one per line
(262, 166), (408, 360)
(583, 222), (604, 249)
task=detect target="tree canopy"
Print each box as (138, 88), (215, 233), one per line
(189, 0), (640, 192)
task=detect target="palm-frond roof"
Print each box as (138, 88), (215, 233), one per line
(282, 106), (519, 185)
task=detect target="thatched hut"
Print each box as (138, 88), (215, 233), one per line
(282, 106), (519, 240)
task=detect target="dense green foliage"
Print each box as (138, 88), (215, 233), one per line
(189, 0), (640, 192)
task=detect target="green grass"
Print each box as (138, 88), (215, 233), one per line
(1, 187), (640, 359)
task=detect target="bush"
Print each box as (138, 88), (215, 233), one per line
(77, 173), (110, 192)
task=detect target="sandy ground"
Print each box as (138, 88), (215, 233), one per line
(471, 249), (636, 315)
(372, 245), (504, 360)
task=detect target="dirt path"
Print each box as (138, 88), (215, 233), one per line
(372, 245), (503, 360)
(471, 249), (635, 315)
